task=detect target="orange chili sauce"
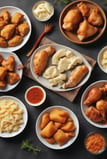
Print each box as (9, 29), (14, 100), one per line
(26, 87), (44, 104)
(85, 133), (106, 154)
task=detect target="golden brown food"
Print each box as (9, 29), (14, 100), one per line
(40, 113), (50, 129)
(63, 65), (88, 89)
(33, 50), (49, 76)
(0, 80), (6, 88)
(0, 54), (3, 64)
(44, 46), (55, 56)
(0, 24), (16, 40)
(0, 10), (10, 22)
(83, 87), (102, 106)
(2, 56), (15, 71)
(11, 12), (24, 24)
(88, 8), (103, 26)
(0, 66), (7, 80)
(0, 37), (8, 47)
(77, 2), (90, 17)
(96, 99), (107, 119)
(61, 121), (76, 132)
(62, 9), (83, 31)
(45, 137), (55, 144)
(8, 35), (23, 47)
(77, 19), (98, 41)
(0, 18), (8, 29)
(17, 21), (30, 36)
(6, 72), (20, 84)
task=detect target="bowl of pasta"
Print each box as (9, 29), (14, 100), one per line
(0, 96), (28, 138)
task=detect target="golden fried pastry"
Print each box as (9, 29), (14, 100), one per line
(33, 50), (49, 76)
(62, 9), (83, 31)
(17, 21), (30, 36)
(40, 113), (50, 129)
(63, 65), (89, 89)
(54, 122), (62, 129)
(0, 10), (10, 22)
(88, 8), (103, 26)
(2, 56), (15, 71)
(6, 72), (20, 84)
(40, 121), (57, 138)
(53, 129), (70, 146)
(0, 18), (8, 29)
(0, 66), (7, 80)
(77, 19), (98, 41)
(11, 12), (24, 24)
(0, 37), (8, 47)
(49, 109), (69, 123)
(44, 46), (55, 56)
(45, 137), (55, 144)
(77, 2), (90, 17)
(0, 80), (6, 88)
(8, 35), (23, 47)
(0, 54), (3, 64)
(0, 24), (16, 40)
(61, 121), (76, 132)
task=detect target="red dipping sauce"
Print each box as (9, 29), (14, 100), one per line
(25, 86), (46, 106)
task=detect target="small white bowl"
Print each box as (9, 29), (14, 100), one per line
(25, 85), (46, 107)
(97, 46), (107, 73)
(32, 1), (54, 22)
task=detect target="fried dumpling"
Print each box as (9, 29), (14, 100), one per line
(0, 10), (10, 22)
(77, 2), (90, 17)
(61, 121), (76, 132)
(11, 12), (24, 24)
(62, 9), (82, 31)
(77, 19), (98, 41)
(44, 46), (55, 56)
(2, 56), (15, 71)
(40, 113), (50, 129)
(8, 35), (23, 47)
(6, 72), (20, 84)
(0, 18), (8, 29)
(0, 37), (8, 47)
(17, 21), (30, 36)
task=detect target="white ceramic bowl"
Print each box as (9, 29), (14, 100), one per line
(97, 46), (107, 73)
(81, 80), (107, 128)
(25, 85), (46, 107)
(36, 105), (79, 149)
(32, 1), (54, 22)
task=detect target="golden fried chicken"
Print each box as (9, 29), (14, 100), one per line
(2, 56), (15, 71)
(8, 35), (23, 47)
(0, 10), (10, 22)
(0, 24), (16, 40)
(6, 72), (20, 84)
(0, 37), (8, 47)
(17, 21), (29, 36)
(0, 66), (7, 80)
(77, 2), (90, 17)
(0, 80), (6, 88)
(96, 99), (107, 119)
(11, 12), (24, 24)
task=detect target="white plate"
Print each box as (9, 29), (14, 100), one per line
(0, 6), (31, 52)
(81, 80), (107, 128)
(0, 96), (28, 138)
(0, 51), (23, 92)
(30, 44), (92, 92)
(36, 105), (79, 149)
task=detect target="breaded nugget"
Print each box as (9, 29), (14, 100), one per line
(0, 80), (6, 88)
(0, 24), (16, 40)
(8, 35), (23, 47)
(17, 21), (30, 36)
(0, 66), (7, 80)
(11, 12), (24, 24)
(1, 10), (10, 22)
(2, 56), (15, 71)
(6, 72), (20, 84)
(40, 113), (50, 129)
(0, 37), (8, 47)
(0, 18), (8, 29)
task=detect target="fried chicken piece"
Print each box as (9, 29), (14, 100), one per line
(88, 8), (103, 26)
(11, 12), (24, 24)
(96, 99), (107, 119)
(17, 21), (29, 36)
(85, 106), (105, 122)
(6, 72), (20, 84)
(62, 9), (83, 31)
(33, 50), (49, 76)
(0, 80), (6, 88)
(0, 37), (8, 47)
(0, 24), (16, 40)
(77, 2), (90, 17)
(2, 56), (15, 71)
(0, 10), (10, 22)
(0, 18), (8, 29)
(0, 66), (7, 80)
(77, 19), (98, 41)
(8, 35), (23, 47)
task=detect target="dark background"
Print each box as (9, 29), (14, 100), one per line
(0, 0), (107, 158)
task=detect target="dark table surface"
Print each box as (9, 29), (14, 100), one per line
(0, 0), (107, 159)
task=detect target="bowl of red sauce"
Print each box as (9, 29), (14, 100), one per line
(25, 85), (46, 107)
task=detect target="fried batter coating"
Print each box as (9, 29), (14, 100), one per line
(0, 66), (7, 80)
(17, 21), (30, 36)
(77, 2), (90, 17)
(0, 18), (8, 29)
(0, 80), (6, 88)
(8, 35), (23, 47)
(0, 24), (16, 40)
(40, 113), (50, 129)
(2, 56), (15, 71)
(11, 12), (24, 24)
(6, 72), (20, 84)
(0, 10), (10, 22)
(0, 37), (8, 47)
(0, 54), (3, 64)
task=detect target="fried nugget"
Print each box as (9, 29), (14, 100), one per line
(0, 80), (6, 88)
(40, 113), (50, 129)
(0, 10), (10, 22)
(0, 18), (8, 29)
(11, 12), (24, 24)
(17, 21), (30, 36)
(61, 121), (76, 132)
(6, 72), (20, 84)
(0, 37), (8, 47)
(2, 56), (15, 71)
(8, 35), (23, 47)
(0, 66), (7, 80)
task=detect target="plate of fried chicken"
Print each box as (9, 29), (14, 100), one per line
(30, 44), (92, 92)
(0, 51), (23, 92)
(0, 6), (31, 52)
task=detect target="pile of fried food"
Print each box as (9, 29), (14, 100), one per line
(83, 83), (107, 124)
(0, 10), (30, 47)
(0, 54), (20, 88)
(33, 45), (89, 89)
(62, 2), (104, 41)
(39, 108), (76, 146)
